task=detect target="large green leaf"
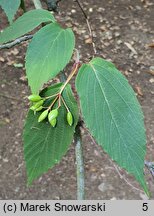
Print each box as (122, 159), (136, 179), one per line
(0, 9), (55, 44)
(25, 23), (75, 94)
(0, 0), (21, 23)
(76, 57), (148, 195)
(23, 83), (79, 185)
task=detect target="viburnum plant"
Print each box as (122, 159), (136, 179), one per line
(0, 0), (151, 198)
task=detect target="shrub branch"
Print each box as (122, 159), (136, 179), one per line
(32, 0), (85, 200)
(0, 35), (33, 50)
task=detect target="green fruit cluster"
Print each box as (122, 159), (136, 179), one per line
(28, 94), (44, 112)
(28, 94), (74, 127)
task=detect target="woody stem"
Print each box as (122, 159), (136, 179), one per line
(59, 62), (80, 95)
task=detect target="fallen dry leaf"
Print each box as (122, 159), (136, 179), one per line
(147, 43), (154, 48)
(124, 42), (138, 55)
(4, 118), (10, 124)
(149, 78), (154, 83)
(6, 57), (15, 65)
(85, 38), (92, 44)
(0, 56), (5, 62)
(146, 67), (154, 76)
(135, 85), (144, 96)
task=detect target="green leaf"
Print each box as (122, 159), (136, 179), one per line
(23, 83), (79, 185)
(25, 23), (75, 94)
(76, 57), (149, 195)
(0, 0), (20, 23)
(0, 9), (55, 44)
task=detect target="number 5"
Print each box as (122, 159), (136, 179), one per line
(142, 203), (148, 211)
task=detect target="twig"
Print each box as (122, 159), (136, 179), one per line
(58, 53), (84, 199)
(0, 35), (33, 50)
(74, 0), (97, 55)
(59, 49), (80, 94)
(58, 64), (84, 200)
(32, 0), (85, 199)
(59, 62), (80, 94)
(75, 0), (87, 19)
(33, 0), (84, 200)
(59, 69), (85, 200)
(32, 0), (43, 9)
(74, 123), (85, 200)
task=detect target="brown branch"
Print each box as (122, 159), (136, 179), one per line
(74, 0), (97, 55)
(0, 35), (33, 50)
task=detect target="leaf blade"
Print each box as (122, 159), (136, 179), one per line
(76, 57), (148, 195)
(0, 0), (21, 23)
(0, 9), (55, 44)
(25, 23), (75, 94)
(23, 83), (79, 185)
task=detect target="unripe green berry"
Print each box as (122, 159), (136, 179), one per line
(67, 111), (73, 126)
(50, 118), (57, 127)
(30, 100), (44, 111)
(35, 106), (43, 111)
(48, 109), (58, 122)
(34, 100), (44, 108)
(38, 110), (48, 122)
(30, 105), (37, 111)
(28, 94), (42, 102)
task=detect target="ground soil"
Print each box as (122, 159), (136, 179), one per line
(0, 0), (154, 200)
